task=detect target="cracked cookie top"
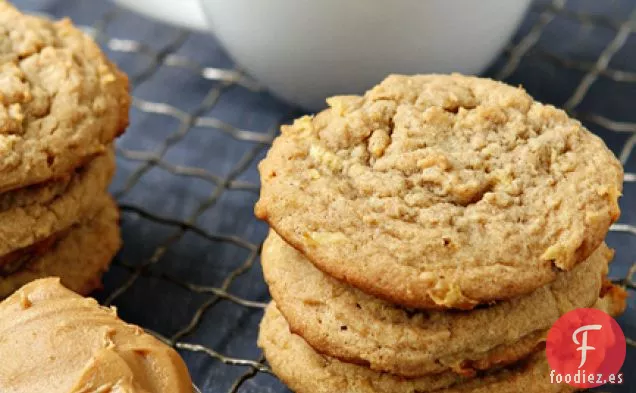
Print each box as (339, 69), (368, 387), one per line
(0, 1), (129, 192)
(255, 74), (623, 309)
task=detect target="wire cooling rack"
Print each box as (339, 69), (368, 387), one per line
(16, 0), (636, 392)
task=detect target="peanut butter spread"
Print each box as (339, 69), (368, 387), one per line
(0, 278), (192, 393)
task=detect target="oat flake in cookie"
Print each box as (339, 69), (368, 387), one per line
(0, 1), (129, 192)
(255, 74), (623, 309)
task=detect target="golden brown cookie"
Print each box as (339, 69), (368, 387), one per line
(0, 169), (73, 212)
(259, 290), (626, 393)
(0, 230), (63, 276)
(258, 304), (564, 393)
(0, 1), (129, 193)
(0, 195), (121, 298)
(0, 149), (115, 261)
(255, 74), (622, 309)
(0, 277), (192, 393)
(262, 231), (610, 377)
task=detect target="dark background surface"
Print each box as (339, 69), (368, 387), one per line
(10, 0), (636, 392)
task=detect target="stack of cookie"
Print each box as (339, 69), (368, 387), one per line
(0, 2), (129, 298)
(255, 74), (626, 392)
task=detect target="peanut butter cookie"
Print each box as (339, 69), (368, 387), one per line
(0, 149), (115, 260)
(255, 74), (622, 309)
(259, 293), (625, 393)
(0, 1), (129, 192)
(0, 195), (121, 297)
(262, 231), (610, 377)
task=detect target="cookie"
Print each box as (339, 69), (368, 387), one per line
(262, 231), (611, 377)
(0, 277), (192, 393)
(0, 169), (73, 212)
(0, 148), (115, 260)
(259, 291), (626, 393)
(0, 230), (63, 276)
(0, 195), (121, 298)
(259, 304), (561, 393)
(0, 1), (129, 193)
(255, 74), (623, 309)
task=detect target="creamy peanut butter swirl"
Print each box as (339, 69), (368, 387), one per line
(0, 278), (192, 393)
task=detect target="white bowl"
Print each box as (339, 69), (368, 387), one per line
(115, 0), (532, 110)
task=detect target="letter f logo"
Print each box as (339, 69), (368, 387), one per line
(546, 308), (626, 388)
(572, 324), (602, 368)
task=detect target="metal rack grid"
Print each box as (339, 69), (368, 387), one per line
(22, 0), (636, 392)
